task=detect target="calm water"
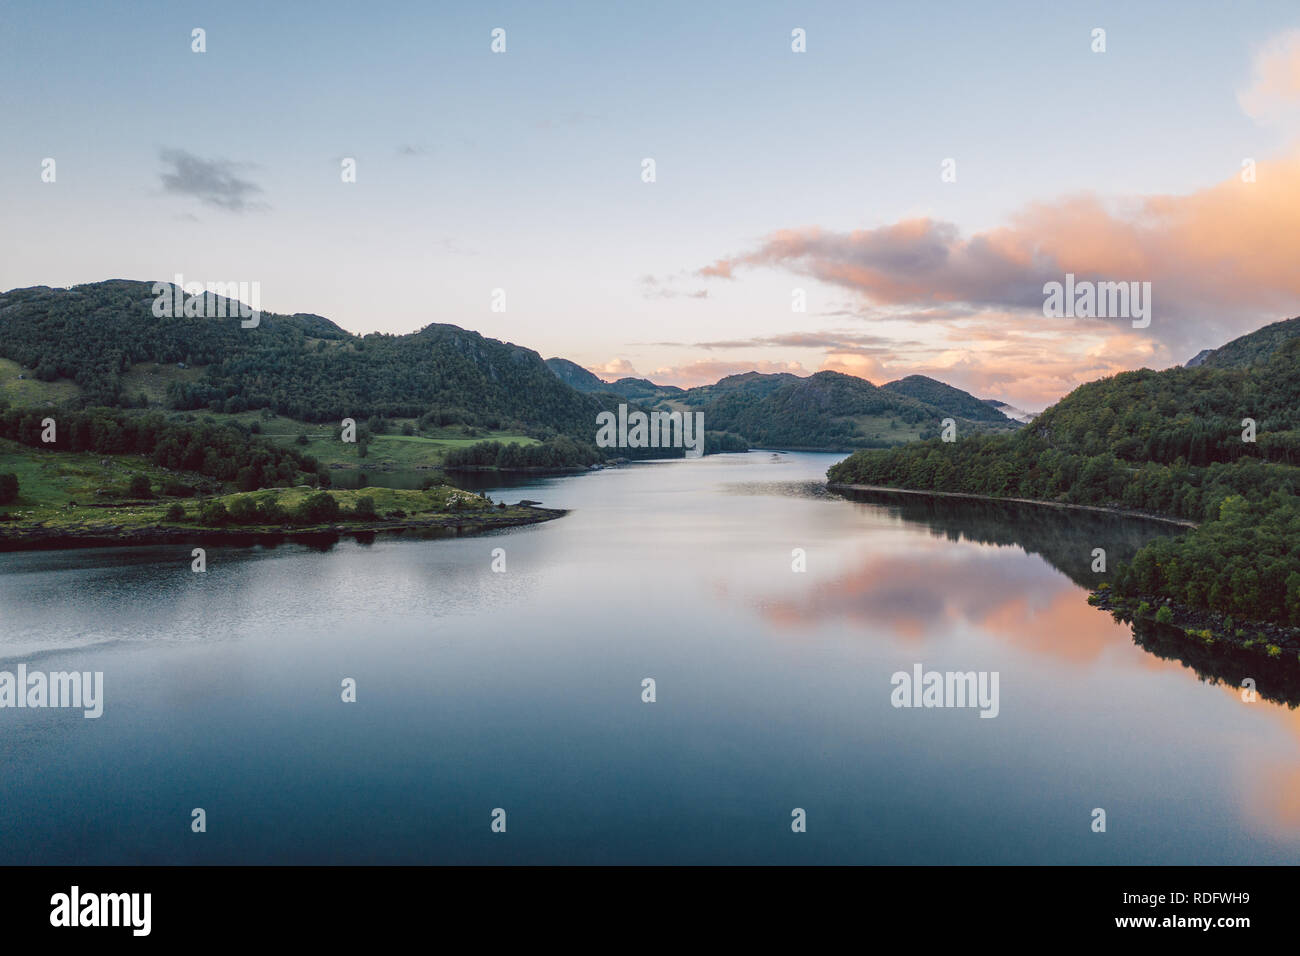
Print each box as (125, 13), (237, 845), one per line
(2, 452), (1298, 864)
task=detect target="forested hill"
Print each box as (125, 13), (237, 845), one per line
(675, 370), (1017, 449)
(830, 335), (1300, 515)
(0, 280), (616, 433)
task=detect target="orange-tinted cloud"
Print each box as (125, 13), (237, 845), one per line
(819, 351), (888, 382)
(697, 150), (1300, 355)
(590, 358), (638, 378)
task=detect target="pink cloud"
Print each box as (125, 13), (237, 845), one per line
(590, 358), (638, 378)
(697, 149), (1300, 354)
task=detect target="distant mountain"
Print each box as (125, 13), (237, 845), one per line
(602, 377), (685, 402)
(1184, 349), (1214, 368)
(544, 359), (685, 403)
(540, 363), (1019, 450)
(881, 375), (1010, 424)
(1201, 316), (1300, 369)
(672, 369), (1014, 450)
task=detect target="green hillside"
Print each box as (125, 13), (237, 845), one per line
(1201, 315), (1300, 369)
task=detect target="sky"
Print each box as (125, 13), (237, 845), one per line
(2, 0), (1299, 411)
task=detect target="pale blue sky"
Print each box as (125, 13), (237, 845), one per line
(3, 0), (1298, 408)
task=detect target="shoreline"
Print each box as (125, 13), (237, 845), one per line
(1090, 588), (1300, 660)
(0, 505), (567, 553)
(826, 482), (1199, 528)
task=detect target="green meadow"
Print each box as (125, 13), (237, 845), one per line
(0, 437), (512, 534)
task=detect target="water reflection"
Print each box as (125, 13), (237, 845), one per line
(832, 486), (1180, 587)
(830, 486), (1300, 707)
(1129, 617), (1300, 708)
(2, 453), (1299, 863)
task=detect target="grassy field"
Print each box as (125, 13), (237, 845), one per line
(4, 483), (499, 535)
(0, 438), (504, 533)
(0, 358), (79, 406)
(120, 361), (206, 404)
(0, 438), (180, 514)
(131, 402), (540, 470)
(0, 358), (205, 408)
(841, 414), (926, 444)
(246, 420), (538, 470)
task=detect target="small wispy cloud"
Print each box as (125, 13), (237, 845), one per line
(158, 148), (265, 213)
(640, 274), (709, 300)
(1239, 30), (1300, 125)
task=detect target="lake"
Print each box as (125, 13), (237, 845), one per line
(2, 451), (1298, 864)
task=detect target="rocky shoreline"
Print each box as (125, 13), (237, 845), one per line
(0, 505), (567, 553)
(1090, 587), (1300, 660)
